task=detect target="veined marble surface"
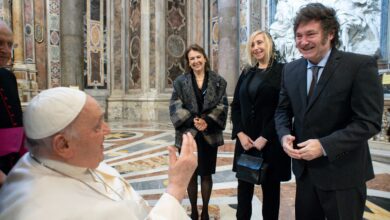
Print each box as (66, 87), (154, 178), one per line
(104, 121), (390, 220)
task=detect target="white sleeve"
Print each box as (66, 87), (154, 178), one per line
(146, 193), (189, 220)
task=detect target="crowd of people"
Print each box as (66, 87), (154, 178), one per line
(0, 3), (384, 220)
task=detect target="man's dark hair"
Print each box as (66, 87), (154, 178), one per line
(293, 3), (340, 48)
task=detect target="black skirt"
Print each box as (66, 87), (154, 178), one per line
(194, 133), (218, 176)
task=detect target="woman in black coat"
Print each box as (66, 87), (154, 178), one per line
(231, 31), (291, 220)
(170, 44), (228, 220)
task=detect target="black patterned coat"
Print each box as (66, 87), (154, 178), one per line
(169, 71), (228, 148)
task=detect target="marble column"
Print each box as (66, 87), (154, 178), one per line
(12, 0), (32, 102)
(155, 0), (166, 93)
(12, 0), (24, 65)
(218, 0), (239, 96)
(60, 0), (84, 87)
(140, 0), (150, 93)
(187, 0), (205, 46)
(106, 0), (126, 120)
(110, 0), (125, 94)
(34, 0), (47, 89)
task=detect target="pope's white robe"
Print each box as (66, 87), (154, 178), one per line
(0, 154), (189, 220)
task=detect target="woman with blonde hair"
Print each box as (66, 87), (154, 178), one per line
(231, 31), (291, 219)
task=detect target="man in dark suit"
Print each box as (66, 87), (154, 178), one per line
(274, 3), (383, 220)
(0, 20), (24, 186)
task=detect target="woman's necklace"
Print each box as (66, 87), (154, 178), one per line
(194, 72), (205, 89)
(29, 153), (125, 201)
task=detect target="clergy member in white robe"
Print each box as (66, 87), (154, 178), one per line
(0, 87), (197, 220)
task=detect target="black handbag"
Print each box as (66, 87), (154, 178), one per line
(236, 152), (268, 185)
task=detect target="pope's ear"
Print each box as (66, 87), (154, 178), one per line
(52, 134), (73, 159)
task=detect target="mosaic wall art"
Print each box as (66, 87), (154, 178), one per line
(47, 0), (61, 87)
(129, 0), (141, 90)
(165, 0), (187, 89)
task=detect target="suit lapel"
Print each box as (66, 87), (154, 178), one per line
(306, 49), (342, 111)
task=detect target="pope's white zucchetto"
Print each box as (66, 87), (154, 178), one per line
(24, 87), (87, 139)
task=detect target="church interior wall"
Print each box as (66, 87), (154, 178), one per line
(0, 0), (389, 135)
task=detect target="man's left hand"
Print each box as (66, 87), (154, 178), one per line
(296, 139), (324, 161)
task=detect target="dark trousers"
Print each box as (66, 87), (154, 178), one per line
(236, 179), (281, 220)
(296, 172), (367, 220)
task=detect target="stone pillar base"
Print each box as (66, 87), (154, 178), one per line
(106, 94), (171, 123)
(13, 63), (38, 102)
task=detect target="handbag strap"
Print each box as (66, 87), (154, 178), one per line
(0, 87), (17, 127)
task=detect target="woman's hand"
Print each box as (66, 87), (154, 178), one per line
(194, 117), (208, 131)
(237, 132), (254, 150)
(253, 136), (268, 150)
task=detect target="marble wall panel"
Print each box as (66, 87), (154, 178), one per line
(34, 0), (47, 89)
(86, 0), (105, 87)
(47, 0), (61, 87)
(113, 0), (122, 90)
(0, 1), (4, 20)
(24, 0), (35, 64)
(217, 0), (239, 95)
(239, 0), (249, 70)
(238, 0), (263, 70)
(149, 0), (156, 89)
(0, 1), (11, 32)
(90, 51), (102, 82)
(165, 0), (186, 89)
(129, 0), (141, 90)
(210, 0), (219, 72)
(107, 100), (124, 120)
(91, 0), (100, 20)
(250, 0), (262, 32)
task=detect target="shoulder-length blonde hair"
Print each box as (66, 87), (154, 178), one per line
(246, 30), (275, 67)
